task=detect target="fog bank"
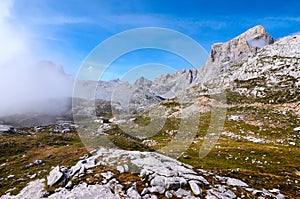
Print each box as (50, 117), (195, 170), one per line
(0, 0), (73, 117)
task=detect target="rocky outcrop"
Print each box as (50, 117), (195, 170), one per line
(189, 30), (300, 104)
(1, 148), (286, 199)
(134, 76), (153, 88)
(94, 79), (164, 114)
(206, 25), (274, 73)
(150, 68), (200, 98)
(47, 166), (64, 187)
(0, 125), (17, 135)
(0, 124), (27, 135)
(224, 35), (300, 103)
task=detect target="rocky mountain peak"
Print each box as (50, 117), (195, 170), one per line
(134, 76), (152, 88)
(244, 25), (267, 36)
(206, 25), (275, 73)
(245, 25), (275, 48)
(150, 68), (200, 98)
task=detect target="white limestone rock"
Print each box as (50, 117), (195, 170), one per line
(293, 127), (300, 131)
(0, 179), (46, 199)
(174, 188), (191, 198)
(48, 183), (119, 199)
(101, 171), (114, 180)
(126, 186), (141, 199)
(206, 25), (274, 74)
(189, 180), (202, 195)
(226, 177), (249, 187)
(47, 166), (64, 186)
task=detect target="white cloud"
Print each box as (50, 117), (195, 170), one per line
(28, 15), (90, 26)
(99, 14), (227, 32)
(0, 0), (12, 19)
(0, 0), (73, 116)
(265, 17), (300, 22)
(0, 0), (29, 67)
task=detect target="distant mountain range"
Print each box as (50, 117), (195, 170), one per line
(92, 25), (300, 115)
(2, 25), (299, 126)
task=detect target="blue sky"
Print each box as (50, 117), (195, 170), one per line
(4, 0), (300, 81)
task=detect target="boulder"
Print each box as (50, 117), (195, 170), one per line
(293, 127), (300, 131)
(101, 171), (114, 180)
(126, 185), (141, 199)
(226, 177), (249, 187)
(0, 125), (17, 135)
(47, 166), (64, 186)
(189, 180), (202, 195)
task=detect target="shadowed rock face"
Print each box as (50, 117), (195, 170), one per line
(206, 25), (274, 73)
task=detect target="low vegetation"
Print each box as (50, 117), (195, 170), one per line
(0, 128), (87, 195)
(0, 103), (299, 198)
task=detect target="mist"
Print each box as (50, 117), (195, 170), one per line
(0, 0), (74, 117)
(0, 60), (74, 116)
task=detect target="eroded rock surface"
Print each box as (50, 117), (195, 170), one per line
(1, 148), (287, 199)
